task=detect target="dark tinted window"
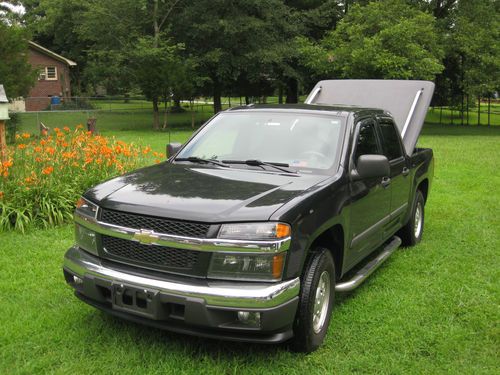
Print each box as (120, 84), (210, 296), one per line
(379, 120), (403, 160)
(354, 121), (380, 164)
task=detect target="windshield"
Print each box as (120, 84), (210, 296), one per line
(176, 111), (345, 172)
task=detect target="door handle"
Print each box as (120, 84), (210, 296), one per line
(402, 167), (410, 177)
(381, 177), (391, 188)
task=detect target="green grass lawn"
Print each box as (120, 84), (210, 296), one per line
(1, 125), (499, 374)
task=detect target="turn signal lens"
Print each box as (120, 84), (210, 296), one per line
(275, 223), (291, 239)
(272, 253), (285, 279)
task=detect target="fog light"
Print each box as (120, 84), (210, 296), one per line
(73, 275), (83, 285)
(237, 311), (261, 327)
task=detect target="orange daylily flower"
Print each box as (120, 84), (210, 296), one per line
(42, 166), (54, 175)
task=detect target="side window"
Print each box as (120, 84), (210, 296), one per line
(378, 120), (403, 160)
(354, 121), (380, 164)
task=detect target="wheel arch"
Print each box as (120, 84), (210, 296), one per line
(309, 224), (345, 280)
(418, 178), (429, 203)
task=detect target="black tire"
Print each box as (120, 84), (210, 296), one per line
(398, 190), (425, 246)
(291, 247), (335, 353)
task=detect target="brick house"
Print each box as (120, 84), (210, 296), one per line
(25, 41), (77, 111)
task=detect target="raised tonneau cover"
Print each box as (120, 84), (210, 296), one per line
(305, 80), (435, 155)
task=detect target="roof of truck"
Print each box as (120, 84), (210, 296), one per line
(227, 103), (387, 116)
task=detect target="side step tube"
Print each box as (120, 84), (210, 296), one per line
(335, 236), (402, 292)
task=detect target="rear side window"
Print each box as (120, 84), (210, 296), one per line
(378, 120), (403, 160)
(354, 121), (380, 164)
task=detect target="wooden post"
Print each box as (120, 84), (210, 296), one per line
(0, 120), (7, 164)
(87, 117), (97, 134)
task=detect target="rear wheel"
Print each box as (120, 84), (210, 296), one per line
(291, 248), (335, 353)
(398, 190), (425, 246)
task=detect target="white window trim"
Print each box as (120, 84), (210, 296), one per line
(45, 66), (58, 81)
(38, 68), (46, 81)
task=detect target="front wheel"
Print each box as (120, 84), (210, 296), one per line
(291, 248), (335, 353)
(398, 190), (425, 246)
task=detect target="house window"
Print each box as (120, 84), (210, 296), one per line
(46, 66), (57, 80)
(38, 67), (57, 81)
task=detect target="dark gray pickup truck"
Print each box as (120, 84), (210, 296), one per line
(64, 80), (434, 352)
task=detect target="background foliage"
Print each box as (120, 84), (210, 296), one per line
(1, 0), (498, 118)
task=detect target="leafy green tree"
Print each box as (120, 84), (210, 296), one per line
(76, 0), (186, 128)
(172, 0), (294, 112)
(300, 0), (444, 80)
(451, 0), (499, 98)
(0, 23), (36, 98)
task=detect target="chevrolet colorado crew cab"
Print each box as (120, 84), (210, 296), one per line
(63, 80), (434, 352)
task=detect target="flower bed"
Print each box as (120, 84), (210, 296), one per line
(0, 126), (162, 231)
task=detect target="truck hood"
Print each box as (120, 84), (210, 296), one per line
(85, 163), (328, 222)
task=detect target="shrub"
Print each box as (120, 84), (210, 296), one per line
(0, 126), (162, 232)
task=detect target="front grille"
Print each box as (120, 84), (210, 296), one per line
(102, 235), (199, 269)
(100, 209), (210, 238)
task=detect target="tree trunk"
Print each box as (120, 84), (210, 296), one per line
(285, 78), (298, 103)
(245, 96), (249, 105)
(190, 100), (195, 128)
(278, 86), (283, 104)
(461, 92), (464, 126)
(213, 82), (222, 113)
(466, 95), (469, 126)
(153, 0), (160, 48)
(488, 96), (491, 126)
(477, 96), (481, 125)
(152, 97), (160, 130)
(163, 99), (168, 129)
(172, 97), (181, 111)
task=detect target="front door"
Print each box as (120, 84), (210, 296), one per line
(348, 119), (392, 264)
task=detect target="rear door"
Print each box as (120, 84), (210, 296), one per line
(376, 117), (412, 234)
(348, 118), (392, 263)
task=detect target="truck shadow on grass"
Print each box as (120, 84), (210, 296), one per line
(95, 312), (291, 357)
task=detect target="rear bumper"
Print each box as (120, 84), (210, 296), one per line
(63, 246), (300, 343)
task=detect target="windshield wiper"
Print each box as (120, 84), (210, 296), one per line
(175, 156), (230, 168)
(222, 159), (297, 174)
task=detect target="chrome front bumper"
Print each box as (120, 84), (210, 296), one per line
(64, 246), (300, 309)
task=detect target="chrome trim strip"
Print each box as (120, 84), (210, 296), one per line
(351, 203), (409, 248)
(391, 202), (408, 218)
(64, 246), (300, 308)
(75, 213), (291, 254)
(351, 213), (391, 248)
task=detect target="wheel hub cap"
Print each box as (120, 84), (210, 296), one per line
(414, 202), (423, 238)
(312, 271), (331, 334)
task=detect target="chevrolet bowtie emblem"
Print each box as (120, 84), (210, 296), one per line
(133, 229), (159, 245)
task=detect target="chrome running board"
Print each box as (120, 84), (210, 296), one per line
(335, 236), (402, 292)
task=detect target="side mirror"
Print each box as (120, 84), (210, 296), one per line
(352, 155), (390, 180)
(166, 143), (182, 159)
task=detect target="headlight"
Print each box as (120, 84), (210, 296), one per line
(208, 252), (285, 282)
(75, 197), (99, 255)
(75, 223), (98, 255)
(218, 222), (291, 240)
(75, 197), (98, 219)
